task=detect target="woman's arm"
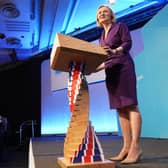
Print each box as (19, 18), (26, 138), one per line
(119, 22), (132, 52)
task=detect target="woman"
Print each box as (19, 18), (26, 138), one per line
(96, 5), (142, 164)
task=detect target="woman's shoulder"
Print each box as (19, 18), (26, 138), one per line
(115, 22), (129, 33)
(111, 22), (128, 31)
(116, 22), (127, 28)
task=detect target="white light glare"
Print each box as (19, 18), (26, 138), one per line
(107, 0), (116, 5)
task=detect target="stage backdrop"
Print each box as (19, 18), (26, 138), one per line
(134, 4), (168, 138)
(41, 4), (168, 138)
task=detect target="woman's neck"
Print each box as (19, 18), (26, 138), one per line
(103, 23), (112, 32)
(102, 23), (113, 39)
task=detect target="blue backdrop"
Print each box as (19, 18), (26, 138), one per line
(41, 4), (168, 138)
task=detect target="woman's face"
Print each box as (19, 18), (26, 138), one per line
(97, 6), (112, 25)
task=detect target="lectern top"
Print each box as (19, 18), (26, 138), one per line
(50, 33), (107, 75)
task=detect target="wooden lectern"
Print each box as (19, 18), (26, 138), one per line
(50, 33), (115, 168)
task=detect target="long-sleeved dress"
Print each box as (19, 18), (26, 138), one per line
(99, 22), (138, 109)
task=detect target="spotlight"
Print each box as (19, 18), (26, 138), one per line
(75, 27), (80, 31)
(0, 3), (20, 18)
(0, 33), (6, 39)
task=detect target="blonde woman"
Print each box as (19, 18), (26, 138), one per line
(96, 5), (142, 164)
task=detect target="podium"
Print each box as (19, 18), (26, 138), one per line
(50, 33), (115, 168)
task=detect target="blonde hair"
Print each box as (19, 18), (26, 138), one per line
(96, 5), (116, 27)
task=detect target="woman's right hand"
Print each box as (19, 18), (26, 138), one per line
(102, 46), (117, 55)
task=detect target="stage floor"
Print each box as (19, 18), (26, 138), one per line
(28, 135), (168, 168)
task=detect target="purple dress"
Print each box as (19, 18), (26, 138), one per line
(99, 22), (138, 109)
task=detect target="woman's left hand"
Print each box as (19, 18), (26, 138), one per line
(95, 62), (105, 72)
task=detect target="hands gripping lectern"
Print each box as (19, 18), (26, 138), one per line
(50, 33), (115, 168)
